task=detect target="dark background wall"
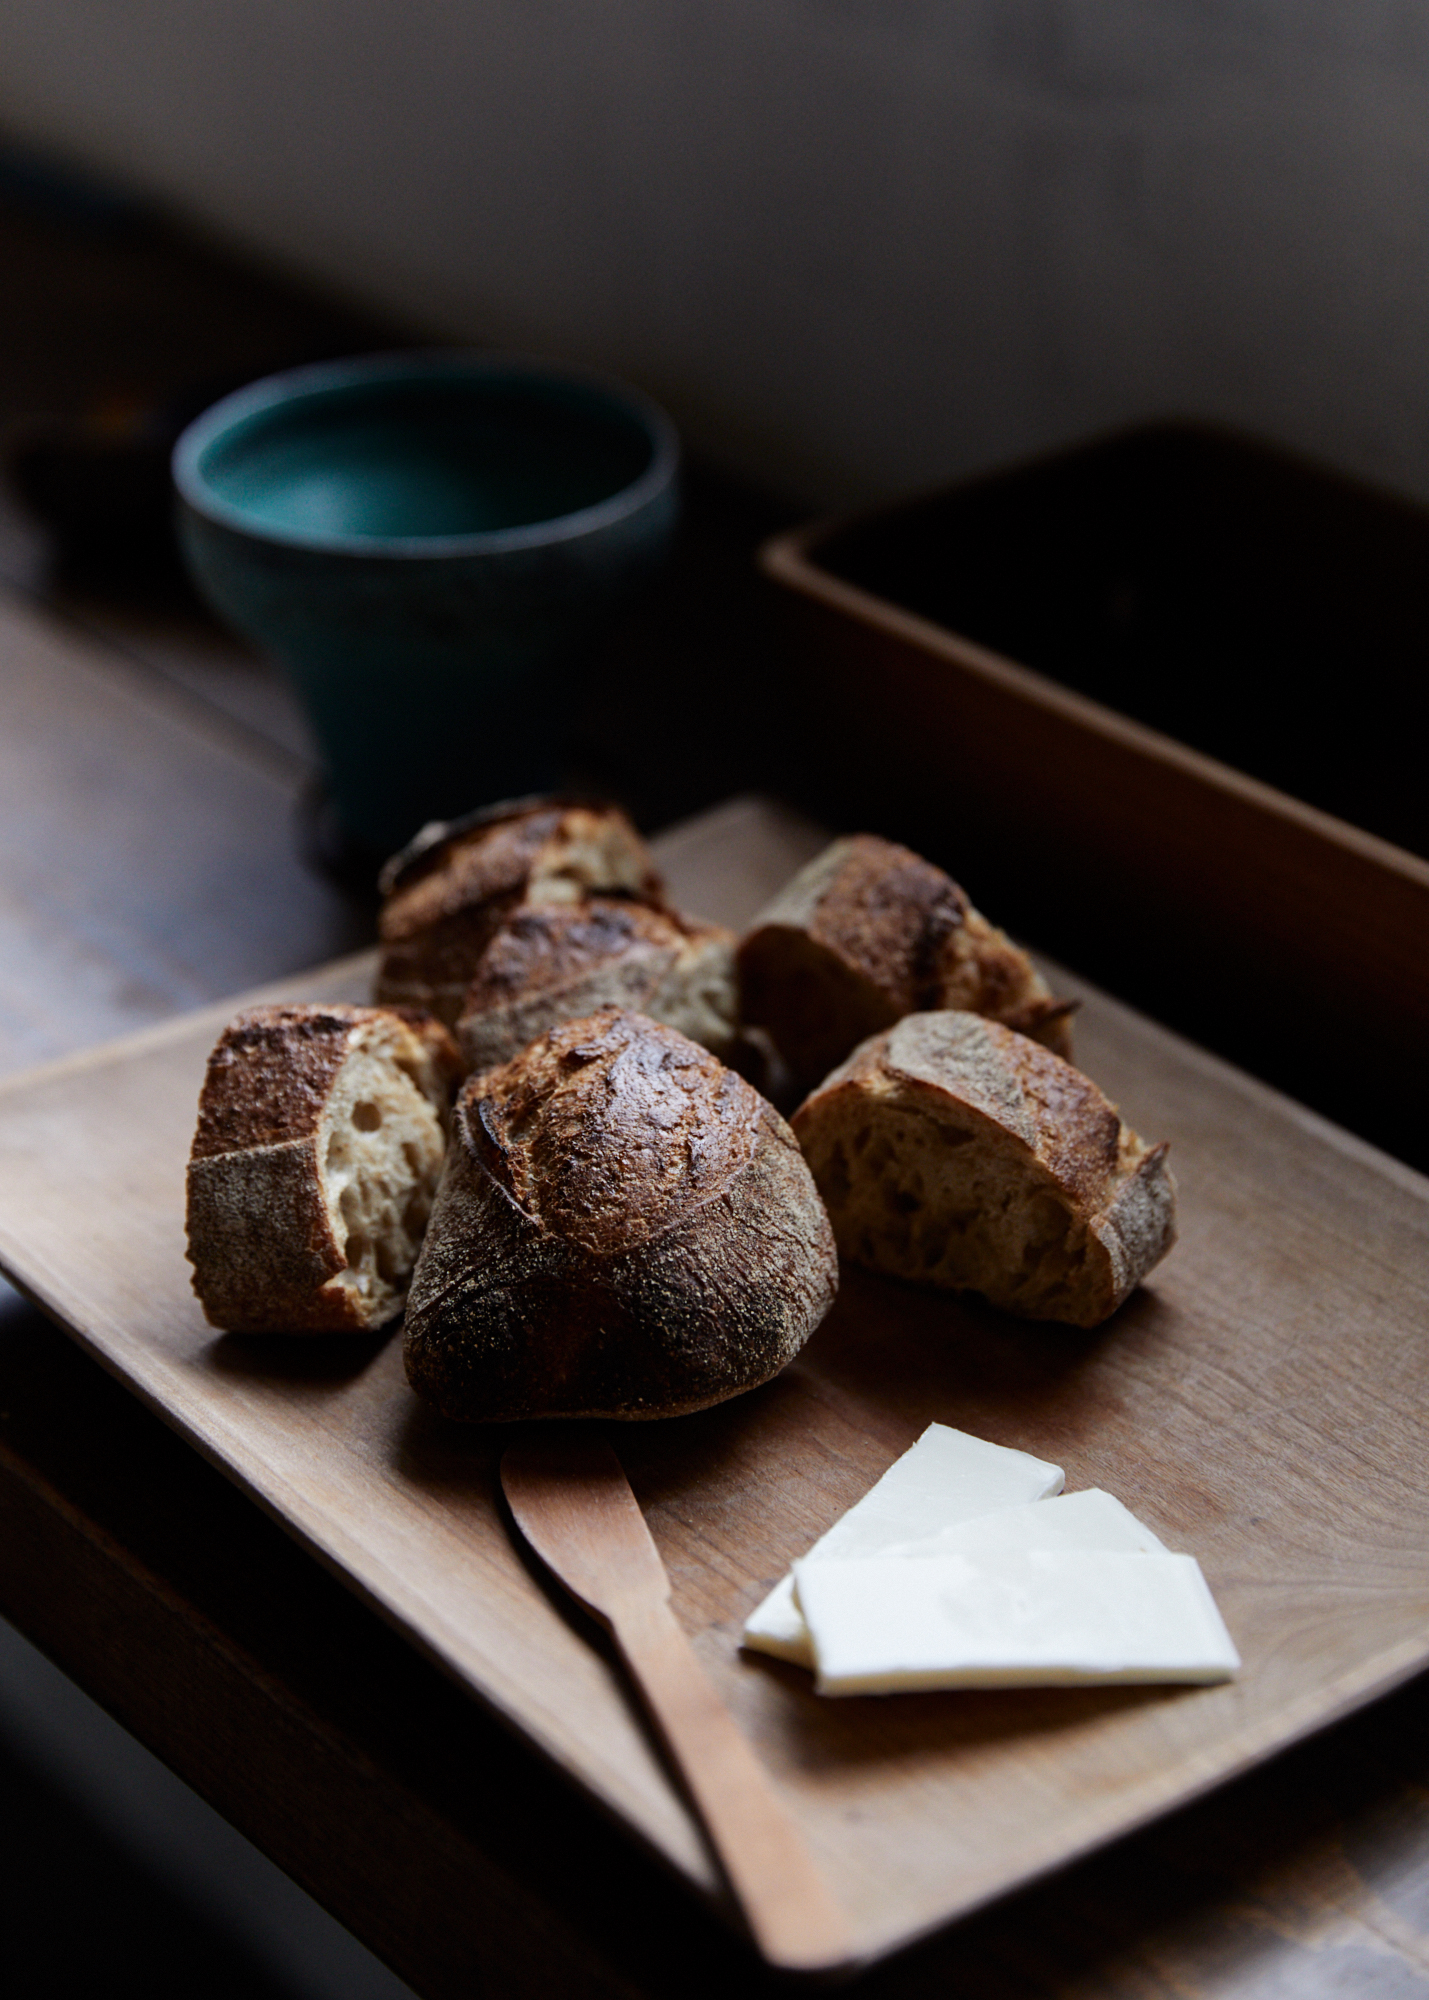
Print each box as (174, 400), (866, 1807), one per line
(3, 1), (1428, 506)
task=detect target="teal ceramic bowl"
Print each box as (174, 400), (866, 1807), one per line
(173, 352), (679, 857)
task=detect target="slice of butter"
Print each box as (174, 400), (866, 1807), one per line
(881, 1487), (1167, 1560)
(795, 1549), (1242, 1694)
(741, 1424), (1064, 1666)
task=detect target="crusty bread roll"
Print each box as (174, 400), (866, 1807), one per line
(404, 1008), (838, 1420)
(738, 834), (1074, 1094)
(455, 897), (740, 1075)
(375, 795), (664, 1026)
(186, 1004), (461, 1334)
(792, 1011), (1174, 1327)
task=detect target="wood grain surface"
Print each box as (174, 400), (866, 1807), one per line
(1, 798), (1426, 1970)
(0, 585), (369, 1073)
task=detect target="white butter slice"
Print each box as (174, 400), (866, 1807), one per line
(795, 1549), (1241, 1694)
(881, 1488), (1167, 1561)
(742, 1424), (1064, 1666)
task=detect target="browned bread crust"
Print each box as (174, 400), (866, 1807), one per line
(792, 1011), (1175, 1327)
(737, 835), (1074, 1094)
(403, 1008), (838, 1420)
(455, 898), (739, 1074)
(186, 1004), (461, 1334)
(375, 796), (664, 1026)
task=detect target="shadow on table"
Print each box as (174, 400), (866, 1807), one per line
(204, 1324), (396, 1387)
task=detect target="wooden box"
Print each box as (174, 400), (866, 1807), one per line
(760, 424), (1429, 1170)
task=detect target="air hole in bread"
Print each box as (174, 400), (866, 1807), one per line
(918, 1230), (945, 1269)
(1023, 1192), (1073, 1256)
(319, 1033), (449, 1322)
(822, 1143), (852, 1206)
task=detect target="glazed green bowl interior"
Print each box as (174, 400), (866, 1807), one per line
(193, 374), (659, 545)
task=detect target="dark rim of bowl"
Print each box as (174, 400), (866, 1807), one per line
(171, 349), (680, 558)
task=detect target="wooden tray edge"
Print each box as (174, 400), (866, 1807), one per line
(759, 525), (1429, 891)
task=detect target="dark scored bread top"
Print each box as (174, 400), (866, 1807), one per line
(791, 834), (969, 1014)
(192, 1005), (369, 1158)
(738, 833), (1075, 1089)
(378, 799), (662, 943)
(869, 1011), (1121, 1205)
(737, 835), (971, 1090)
(191, 1004), (461, 1160)
(379, 793), (613, 895)
(461, 899), (690, 1010)
(380, 805), (569, 941)
(405, 1007), (838, 1420)
(464, 1007), (760, 1256)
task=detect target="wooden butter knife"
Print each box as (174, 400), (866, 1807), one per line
(501, 1433), (856, 1975)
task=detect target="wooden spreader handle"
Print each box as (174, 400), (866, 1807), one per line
(501, 1435), (855, 1974)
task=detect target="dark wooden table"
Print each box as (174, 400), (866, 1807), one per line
(1, 163), (1427, 2000)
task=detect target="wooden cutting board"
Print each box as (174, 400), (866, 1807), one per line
(1, 795), (1427, 1968)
